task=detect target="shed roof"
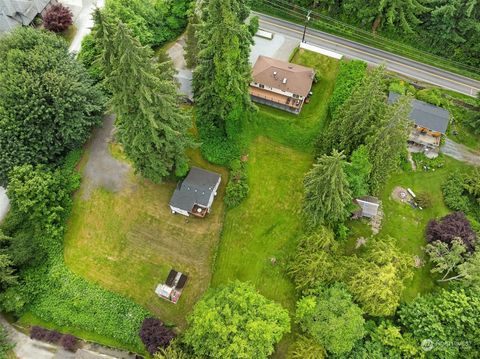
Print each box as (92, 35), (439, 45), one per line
(169, 167), (221, 212)
(252, 55), (315, 97)
(355, 196), (380, 218)
(388, 92), (450, 134)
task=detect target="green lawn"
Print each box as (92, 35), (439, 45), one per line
(63, 148), (228, 330)
(213, 49), (340, 357)
(347, 156), (472, 301)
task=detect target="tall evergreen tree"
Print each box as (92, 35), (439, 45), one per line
(343, 0), (430, 33)
(303, 150), (352, 228)
(320, 67), (387, 156)
(94, 10), (195, 182)
(367, 94), (411, 194)
(194, 0), (258, 142)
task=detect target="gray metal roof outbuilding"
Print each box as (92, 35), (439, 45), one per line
(169, 167), (221, 212)
(388, 92), (450, 134)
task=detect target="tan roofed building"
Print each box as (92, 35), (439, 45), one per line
(250, 55), (315, 114)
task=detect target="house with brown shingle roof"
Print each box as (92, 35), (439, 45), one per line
(250, 55), (315, 114)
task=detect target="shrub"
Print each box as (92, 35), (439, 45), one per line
(42, 4), (73, 32)
(140, 318), (176, 355)
(416, 192), (433, 208)
(61, 334), (78, 352)
(328, 60), (367, 116)
(426, 212), (477, 252)
(30, 326), (48, 341)
(442, 172), (471, 212)
(412, 152), (445, 170)
(388, 80), (406, 95)
(416, 88), (448, 107)
(30, 326), (62, 344)
(224, 160), (249, 208)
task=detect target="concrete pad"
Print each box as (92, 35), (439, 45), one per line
(0, 187), (9, 223)
(69, 0), (105, 54)
(250, 33), (299, 64)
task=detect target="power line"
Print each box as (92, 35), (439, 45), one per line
(255, 0), (479, 73)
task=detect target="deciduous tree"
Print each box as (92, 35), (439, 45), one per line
(426, 212), (477, 252)
(184, 281), (290, 358)
(288, 227), (339, 291)
(399, 289), (480, 358)
(296, 283), (365, 354)
(140, 318), (176, 355)
(347, 237), (413, 316)
(42, 3), (73, 32)
(345, 145), (372, 198)
(0, 28), (104, 183)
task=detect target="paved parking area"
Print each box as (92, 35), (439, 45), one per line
(250, 32), (299, 64)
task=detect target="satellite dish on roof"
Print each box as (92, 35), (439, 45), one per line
(197, 208), (202, 213)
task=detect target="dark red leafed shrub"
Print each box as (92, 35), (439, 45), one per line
(61, 334), (78, 352)
(30, 326), (62, 344)
(30, 326), (48, 341)
(42, 4), (73, 33)
(426, 212), (477, 252)
(45, 330), (62, 343)
(139, 318), (176, 355)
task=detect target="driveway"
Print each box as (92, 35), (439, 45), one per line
(82, 115), (130, 198)
(249, 32), (298, 64)
(167, 35), (193, 99)
(68, 0), (105, 54)
(441, 138), (480, 166)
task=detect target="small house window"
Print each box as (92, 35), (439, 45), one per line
(259, 84), (264, 89)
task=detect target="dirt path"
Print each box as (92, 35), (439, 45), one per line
(82, 115), (131, 198)
(441, 138), (480, 166)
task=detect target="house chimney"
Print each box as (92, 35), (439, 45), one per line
(273, 71), (277, 79)
(282, 78), (287, 84)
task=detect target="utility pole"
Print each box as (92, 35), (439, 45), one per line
(302, 10), (312, 43)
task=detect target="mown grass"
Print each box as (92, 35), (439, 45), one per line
(63, 147), (228, 330)
(347, 157), (472, 301)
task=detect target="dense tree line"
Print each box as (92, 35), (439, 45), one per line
(256, 0), (480, 68)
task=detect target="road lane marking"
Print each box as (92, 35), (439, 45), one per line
(259, 18), (480, 93)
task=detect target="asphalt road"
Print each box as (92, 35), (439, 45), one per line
(255, 12), (480, 97)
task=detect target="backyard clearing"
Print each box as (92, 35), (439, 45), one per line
(347, 156), (472, 300)
(64, 129), (227, 329)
